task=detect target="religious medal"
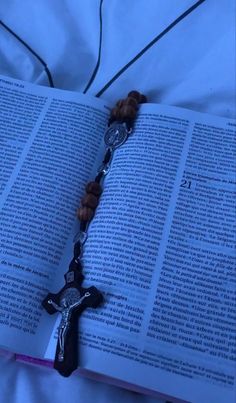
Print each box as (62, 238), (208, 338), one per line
(42, 90), (147, 377)
(104, 122), (129, 149)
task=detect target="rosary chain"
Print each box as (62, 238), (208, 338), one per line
(68, 91), (147, 276)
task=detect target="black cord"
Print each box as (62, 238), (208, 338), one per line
(83, 0), (104, 93)
(0, 19), (54, 88)
(95, 0), (206, 98)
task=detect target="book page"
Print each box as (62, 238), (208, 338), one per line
(0, 76), (109, 356)
(45, 104), (235, 402)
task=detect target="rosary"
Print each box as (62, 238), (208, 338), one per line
(42, 90), (147, 377)
(1, 0), (206, 379)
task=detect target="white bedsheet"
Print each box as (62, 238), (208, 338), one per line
(0, 1), (235, 402)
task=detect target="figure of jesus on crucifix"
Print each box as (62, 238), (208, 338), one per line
(42, 274), (103, 377)
(48, 288), (91, 362)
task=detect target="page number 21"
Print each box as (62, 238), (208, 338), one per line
(180, 179), (192, 189)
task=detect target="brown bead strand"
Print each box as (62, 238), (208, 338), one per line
(110, 106), (122, 121)
(81, 193), (99, 209)
(110, 90), (147, 122)
(123, 97), (138, 109)
(127, 90), (141, 101)
(77, 206), (94, 222)
(116, 99), (124, 108)
(119, 105), (136, 120)
(77, 91), (147, 222)
(77, 181), (102, 222)
(85, 181), (102, 196)
(128, 90), (147, 104)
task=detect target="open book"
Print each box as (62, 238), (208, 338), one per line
(0, 75), (235, 403)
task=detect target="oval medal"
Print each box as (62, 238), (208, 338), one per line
(104, 123), (128, 149)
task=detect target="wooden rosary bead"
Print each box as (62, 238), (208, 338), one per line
(123, 96), (138, 109)
(81, 193), (99, 209)
(119, 105), (137, 120)
(116, 99), (124, 108)
(128, 90), (141, 102)
(111, 92), (147, 123)
(77, 206), (94, 222)
(85, 181), (102, 196)
(110, 107), (122, 121)
(128, 90), (147, 104)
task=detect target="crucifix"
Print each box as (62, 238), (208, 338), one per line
(42, 256), (103, 377)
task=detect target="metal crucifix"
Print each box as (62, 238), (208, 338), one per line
(42, 252), (103, 377)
